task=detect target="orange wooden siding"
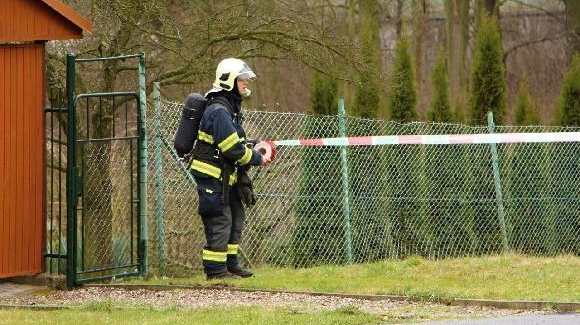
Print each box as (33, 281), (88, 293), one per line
(0, 0), (89, 42)
(0, 44), (44, 277)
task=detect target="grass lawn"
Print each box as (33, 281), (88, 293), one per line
(140, 254), (580, 302)
(1, 254), (577, 325)
(0, 305), (382, 325)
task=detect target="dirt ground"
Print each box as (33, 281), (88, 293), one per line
(0, 285), (554, 323)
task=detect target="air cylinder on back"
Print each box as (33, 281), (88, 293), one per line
(173, 93), (208, 157)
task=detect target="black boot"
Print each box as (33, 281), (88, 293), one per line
(206, 271), (242, 280)
(228, 266), (253, 278)
(227, 252), (253, 277)
(203, 258), (240, 280)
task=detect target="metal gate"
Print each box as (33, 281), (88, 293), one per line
(65, 53), (148, 288)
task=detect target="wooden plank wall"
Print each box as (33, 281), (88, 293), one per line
(0, 44), (44, 278)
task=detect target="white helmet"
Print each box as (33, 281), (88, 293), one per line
(210, 58), (256, 96)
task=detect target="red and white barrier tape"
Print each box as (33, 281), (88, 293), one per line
(272, 132), (580, 147)
(254, 141), (277, 160)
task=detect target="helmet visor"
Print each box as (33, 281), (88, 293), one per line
(237, 64), (256, 81)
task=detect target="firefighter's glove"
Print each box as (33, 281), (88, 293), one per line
(178, 153), (192, 165)
(237, 171), (256, 207)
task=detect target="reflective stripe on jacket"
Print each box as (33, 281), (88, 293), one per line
(190, 97), (261, 182)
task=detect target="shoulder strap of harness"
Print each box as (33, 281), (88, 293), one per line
(209, 96), (243, 125)
(206, 96), (238, 204)
(194, 97), (233, 155)
(209, 97), (232, 114)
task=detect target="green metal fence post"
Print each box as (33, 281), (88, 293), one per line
(138, 53), (149, 276)
(65, 53), (77, 289)
(338, 99), (353, 264)
(152, 82), (166, 274)
(487, 111), (509, 252)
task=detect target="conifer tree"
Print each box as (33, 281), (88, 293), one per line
(465, 14), (508, 255)
(427, 50), (453, 123)
(468, 15), (506, 125)
(507, 74), (548, 255)
(453, 103), (466, 123)
(547, 54), (580, 255)
(349, 0), (392, 262)
(425, 49), (465, 257)
(514, 75), (540, 125)
(385, 34), (428, 257)
(388, 34), (418, 122)
(293, 73), (341, 266)
(310, 73), (339, 115)
(353, 0), (382, 118)
(554, 54), (580, 127)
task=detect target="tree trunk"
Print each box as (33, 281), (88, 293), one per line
(445, 0), (470, 118)
(395, 0), (404, 37)
(413, 0), (429, 96)
(475, 0), (499, 17)
(83, 24), (131, 271)
(484, 0), (498, 16)
(564, 0), (580, 57)
(355, 0), (382, 118)
(458, 0), (470, 99)
(343, 0), (357, 110)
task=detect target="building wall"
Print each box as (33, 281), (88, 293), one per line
(0, 44), (45, 278)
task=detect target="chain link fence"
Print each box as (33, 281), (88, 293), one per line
(148, 95), (579, 276)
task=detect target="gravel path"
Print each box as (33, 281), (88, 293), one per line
(0, 286), (551, 322)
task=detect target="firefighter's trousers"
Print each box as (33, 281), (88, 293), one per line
(195, 176), (245, 275)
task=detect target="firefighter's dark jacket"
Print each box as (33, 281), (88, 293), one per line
(190, 94), (262, 184)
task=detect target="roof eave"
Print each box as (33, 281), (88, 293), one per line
(40, 0), (93, 35)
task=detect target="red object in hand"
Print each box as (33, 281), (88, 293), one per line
(255, 141), (277, 161)
(267, 141), (277, 161)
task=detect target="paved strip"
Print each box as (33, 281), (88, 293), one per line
(0, 283), (40, 298)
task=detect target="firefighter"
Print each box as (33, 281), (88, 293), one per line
(190, 58), (271, 280)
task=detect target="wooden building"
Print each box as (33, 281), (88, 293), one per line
(0, 0), (91, 278)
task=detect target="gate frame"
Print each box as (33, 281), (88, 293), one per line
(65, 53), (148, 288)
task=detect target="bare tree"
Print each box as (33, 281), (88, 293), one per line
(444, 0), (470, 118)
(412, 0), (429, 97)
(52, 0), (361, 270)
(481, 0), (500, 17)
(54, 1), (359, 99)
(563, 0), (580, 56)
